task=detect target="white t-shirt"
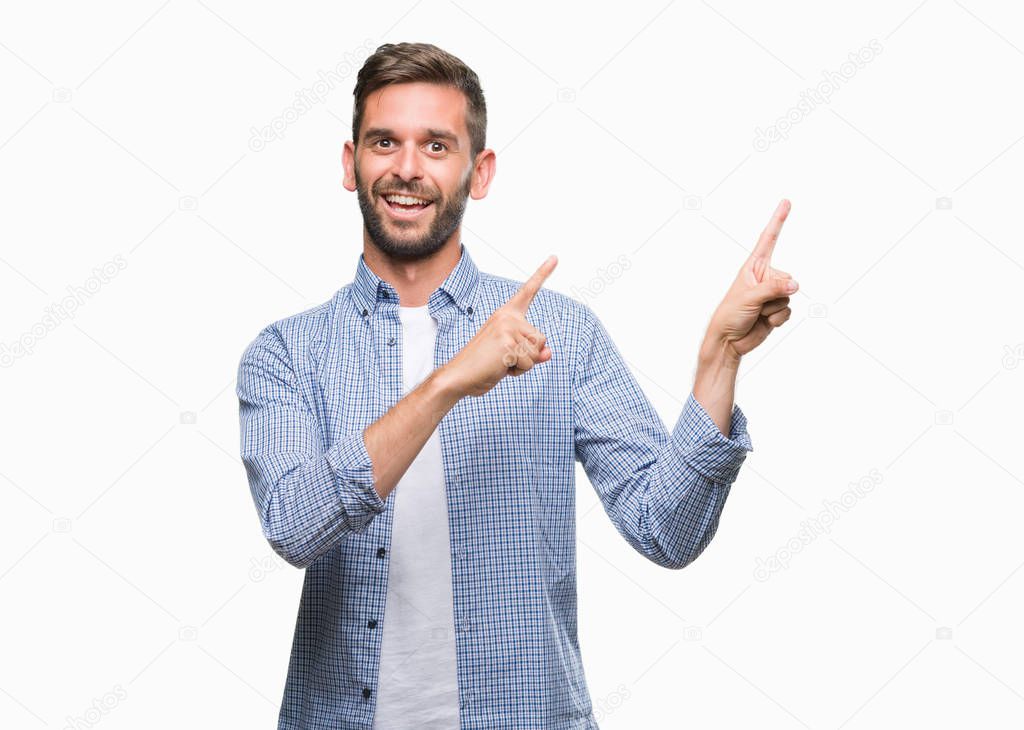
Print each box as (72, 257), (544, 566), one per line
(372, 304), (460, 729)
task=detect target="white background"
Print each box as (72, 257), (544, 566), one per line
(3, 1), (1023, 728)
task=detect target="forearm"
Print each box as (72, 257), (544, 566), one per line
(693, 336), (742, 438)
(364, 365), (464, 501)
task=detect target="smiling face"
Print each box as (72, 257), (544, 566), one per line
(343, 82), (494, 262)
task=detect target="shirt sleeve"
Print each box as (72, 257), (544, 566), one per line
(572, 305), (753, 570)
(236, 325), (386, 569)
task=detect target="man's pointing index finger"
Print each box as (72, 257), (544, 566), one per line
(507, 255), (558, 312)
(751, 199), (791, 264)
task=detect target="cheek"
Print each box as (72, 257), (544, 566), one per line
(355, 156), (386, 186)
(433, 159), (468, 188)
(440, 170), (470, 199)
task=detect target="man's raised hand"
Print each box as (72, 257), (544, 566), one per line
(441, 255), (558, 398)
(704, 200), (800, 362)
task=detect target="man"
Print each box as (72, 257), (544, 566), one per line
(237, 41), (798, 730)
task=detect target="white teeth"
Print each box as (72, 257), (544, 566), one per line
(384, 194), (430, 205)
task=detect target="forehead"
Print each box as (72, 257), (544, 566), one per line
(361, 82), (468, 140)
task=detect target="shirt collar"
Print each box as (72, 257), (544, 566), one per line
(351, 242), (481, 319)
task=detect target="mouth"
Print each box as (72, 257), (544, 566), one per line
(380, 192), (435, 220)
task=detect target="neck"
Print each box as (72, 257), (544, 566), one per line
(361, 232), (462, 307)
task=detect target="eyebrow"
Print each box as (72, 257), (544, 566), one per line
(363, 127), (460, 145)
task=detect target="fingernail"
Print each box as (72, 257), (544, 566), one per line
(786, 280), (798, 292)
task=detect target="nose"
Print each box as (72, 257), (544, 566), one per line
(391, 140), (424, 183)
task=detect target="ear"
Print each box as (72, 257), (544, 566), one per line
(342, 140), (357, 192)
(469, 148), (497, 201)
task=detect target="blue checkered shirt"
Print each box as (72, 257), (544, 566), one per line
(236, 243), (753, 729)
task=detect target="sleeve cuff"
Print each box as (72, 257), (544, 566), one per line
(674, 391), (754, 485)
(324, 428), (386, 532)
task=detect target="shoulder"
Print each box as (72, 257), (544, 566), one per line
(478, 271), (594, 330)
(238, 288), (344, 370)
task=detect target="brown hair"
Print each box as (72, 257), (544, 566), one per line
(352, 42), (487, 158)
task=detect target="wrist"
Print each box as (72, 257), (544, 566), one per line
(428, 364), (466, 406)
(700, 335), (742, 370)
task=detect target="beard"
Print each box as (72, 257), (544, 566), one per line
(355, 164), (472, 262)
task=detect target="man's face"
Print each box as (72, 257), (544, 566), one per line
(345, 82), (480, 261)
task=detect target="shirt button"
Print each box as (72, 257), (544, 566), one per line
(367, 619), (377, 629)
(362, 687), (371, 699)
(381, 291), (389, 299)
(376, 547), (387, 558)
(466, 306), (474, 315)
(361, 308), (368, 317)
(387, 336), (396, 346)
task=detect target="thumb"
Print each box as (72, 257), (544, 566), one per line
(748, 275), (798, 304)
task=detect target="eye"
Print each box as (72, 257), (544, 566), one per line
(375, 138), (392, 148)
(427, 140), (448, 154)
